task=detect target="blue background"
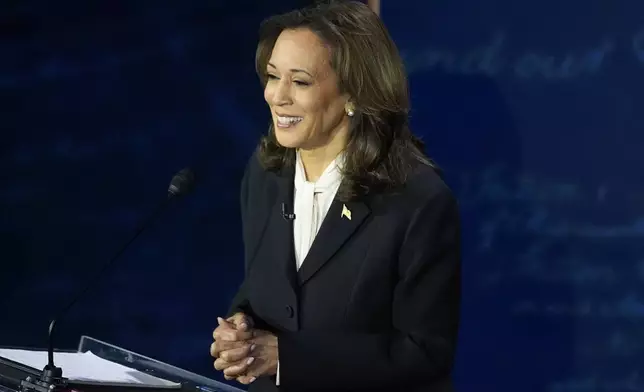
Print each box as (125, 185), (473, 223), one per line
(2, 1), (643, 391)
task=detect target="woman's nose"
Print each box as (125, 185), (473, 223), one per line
(272, 81), (292, 105)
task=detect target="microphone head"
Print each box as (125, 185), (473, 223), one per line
(168, 168), (196, 197)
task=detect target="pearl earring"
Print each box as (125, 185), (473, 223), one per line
(347, 109), (355, 117)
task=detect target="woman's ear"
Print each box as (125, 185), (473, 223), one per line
(345, 101), (356, 117)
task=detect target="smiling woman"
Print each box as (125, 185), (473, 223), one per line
(263, 28), (349, 160)
(255, 0), (431, 199)
(210, 2), (462, 392)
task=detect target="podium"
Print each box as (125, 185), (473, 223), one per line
(0, 336), (244, 392)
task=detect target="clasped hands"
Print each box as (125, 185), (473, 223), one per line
(210, 312), (278, 385)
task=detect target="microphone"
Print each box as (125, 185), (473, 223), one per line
(40, 168), (197, 388)
(281, 202), (296, 221)
(168, 168), (196, 198)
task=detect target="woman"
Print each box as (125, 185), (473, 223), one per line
(210, 1), (461, 391)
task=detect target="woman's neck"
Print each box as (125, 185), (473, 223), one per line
(299, 143), (344, 182)
(299, 119), (349, 182)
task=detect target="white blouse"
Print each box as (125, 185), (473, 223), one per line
(292, 151), (344, 269)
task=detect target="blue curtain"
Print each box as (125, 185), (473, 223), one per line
(3, 1), (642, 390)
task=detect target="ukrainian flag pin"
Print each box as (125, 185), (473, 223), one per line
(341, 204), (352, 220)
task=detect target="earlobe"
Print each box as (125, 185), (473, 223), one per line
(345, 102), (356, 117)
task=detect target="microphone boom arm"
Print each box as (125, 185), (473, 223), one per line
(41, 168), (195, 390)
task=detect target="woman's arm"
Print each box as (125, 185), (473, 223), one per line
(225, 152), (277, 333)
(277, 188), (461, 390)
(225, 154), (253, 317)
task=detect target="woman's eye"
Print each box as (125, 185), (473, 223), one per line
(294, 80), (310, 86)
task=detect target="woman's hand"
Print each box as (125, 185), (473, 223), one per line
(211, 314), (278, 385)
(211, 313), (254, 379)
(212, 313), (253, 341)
(221, 330), (278, 385)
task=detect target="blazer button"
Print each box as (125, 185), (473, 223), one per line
(285, 305), (294, 318)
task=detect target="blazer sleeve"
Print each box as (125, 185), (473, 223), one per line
(226, 156), (253, 318)
(277, 187), (461, 390)
(226, 153), (274, 330)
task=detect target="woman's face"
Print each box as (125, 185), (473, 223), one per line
(264, 28), (351, 151)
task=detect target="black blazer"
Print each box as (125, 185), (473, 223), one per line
(228, 152), (461, 392)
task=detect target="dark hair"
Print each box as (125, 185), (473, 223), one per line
(255, 0), (434, 201)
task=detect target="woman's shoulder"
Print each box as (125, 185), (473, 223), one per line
(241, 149), (287, 197)
(243, 147), (292, 179)
(242, 149), (263, 180)
(407, 163), (453, 200)
(375, 162), (456, 213)
(242, 149), (272, 183)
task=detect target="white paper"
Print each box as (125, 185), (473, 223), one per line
(0, 348), (181, 389)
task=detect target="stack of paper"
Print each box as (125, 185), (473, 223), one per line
(0, 348), (181, 389)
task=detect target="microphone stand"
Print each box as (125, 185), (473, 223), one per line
(18, 167), (195, 392)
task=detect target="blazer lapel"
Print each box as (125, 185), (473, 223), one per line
(266, 166), (299, 294)
(297, 197), (370, 285)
